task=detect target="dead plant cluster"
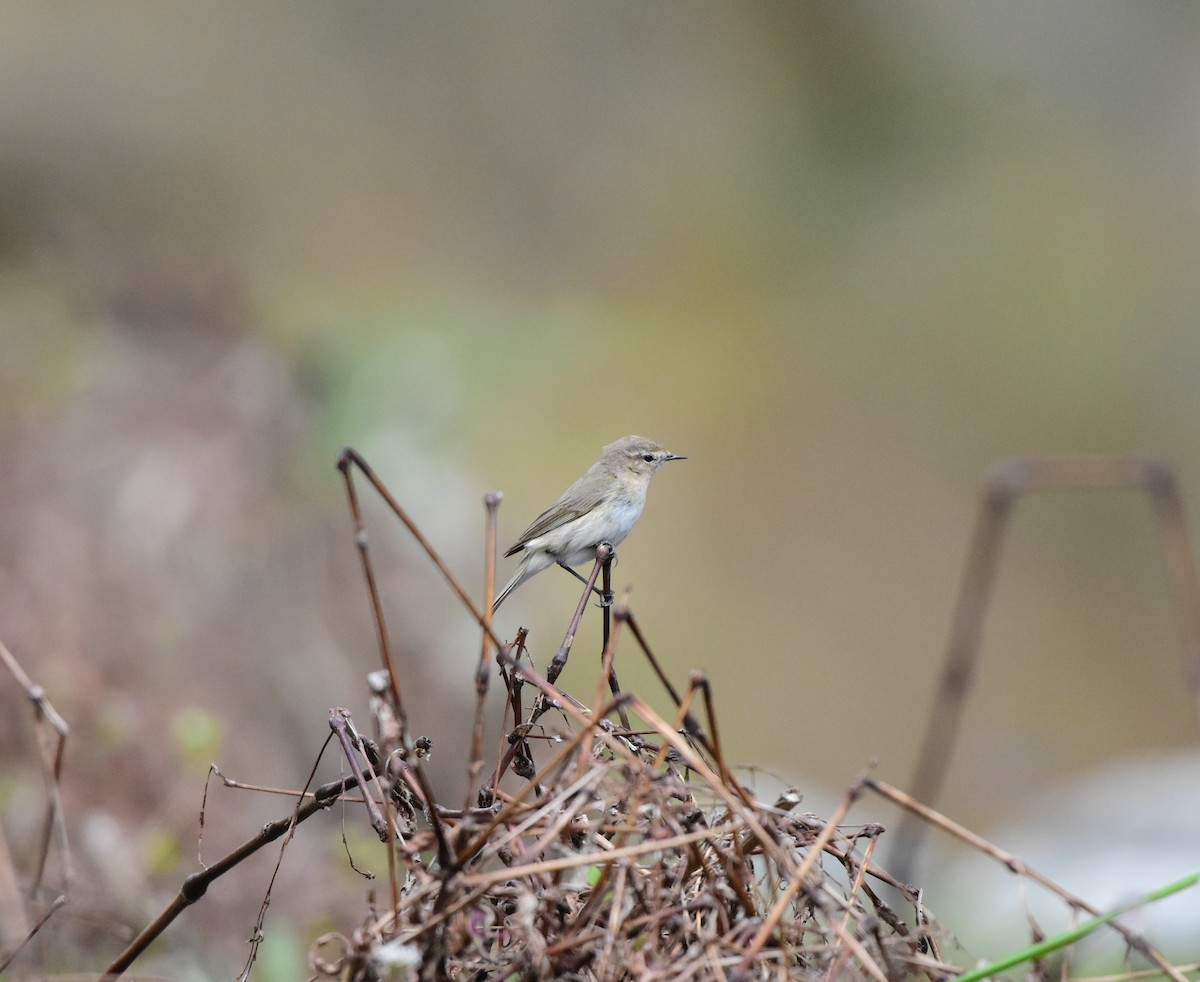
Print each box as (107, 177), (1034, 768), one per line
(295, 451), (950, 980)
(306, 687), (945, 981)
(8, 451), (1197, 980)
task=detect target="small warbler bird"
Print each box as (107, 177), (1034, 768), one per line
(492, 435), (686, 611)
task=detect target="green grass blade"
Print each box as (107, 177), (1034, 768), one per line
(951, 870), (1200, 982)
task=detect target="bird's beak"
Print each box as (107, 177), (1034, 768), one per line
(666, 453), (687, 461)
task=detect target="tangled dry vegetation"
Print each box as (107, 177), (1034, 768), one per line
(301, 675), (944, 981)
(303, 452), (950, 980)
(8, 451), (1199, 980)
(323, 741), (937, 979)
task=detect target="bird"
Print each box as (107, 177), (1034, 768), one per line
(492, 435), (686, 611)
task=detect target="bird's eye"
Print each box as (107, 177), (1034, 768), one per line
(642, 454), (655, 462)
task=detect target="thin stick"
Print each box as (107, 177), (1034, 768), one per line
(617, 609), (724, 785)
(464, 491), (502, 816)
(0, 894), (66, 975)
(105, 765), (361, 975)
(589, 590), (630, 734)
(460, 824), (729, 888)
(337, 448), (510, 656)
(694, 671), (749, 806)
(598, 557), (630, 729)
(452, 693), (623, 868)
(897, 454), (1200, 878)
(337, 451), (407, 722)
(547, 544), (611, 685)
(736, 772), (868, 974)
(329, 709), (388, 841)
(1, 640), (72, 895)
(867, 777), (1189, 982)
(336, 448), (487, 870)
(623, 694), (796, 876)
(482, 628), (530, 800)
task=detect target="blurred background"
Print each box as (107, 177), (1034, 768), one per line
(3, 2), (1200, 976)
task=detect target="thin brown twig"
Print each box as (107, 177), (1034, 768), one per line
(329, 709), (388, 841)
(624, 694), (797, 876)
(0, 894), (66, 975)
(547, 544), (612, 686)
(598, 557), (632, 730)
(337, 447), (510, 655)
(898, 455), (1200, 878)
(460, 824), (731, 888)
(736, 771), (870, 975)
(464, 490), (502, 817)
(337, 450), (407, 723)
(867, 777), (1189, 982)
(0, 640), (72, 895)
(105, 754), (360, 975)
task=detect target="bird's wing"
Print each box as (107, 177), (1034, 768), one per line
(504, 465), (615, 555)
(503, 504), (588, 556)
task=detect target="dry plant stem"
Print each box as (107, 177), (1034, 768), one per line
(825, 837), (888, 982)
(329, 710), (389, 841)
(573, 685), (698, 928)
(597, 862), (629, 979)
(601, 557), (613, 654)
(382, 782), (402, 939)
(0, 894), (66, 975)
(0, 827), (31, 960)
(0, 640), (72, 895)
(340, 447), (514, 846)
(389, 741), (453, 870)
(821, 921), (889, 982)
(507, 640), (591, 717)
(453, 694), (622, 867)
(205, 766), (358, 801)
(825, 839), (925, 958)
(380, 773), (617, 945)
(464, 490), (502, 818)
(867, 778), (1189, 982)
(461, 824), (729, 888)
(584, 728), (738, 932)
(588, 595), (629, 738)
(622, 607), (685, 704)
(653, 676), (701, 769)
(899, 455), (1200, 878)
(736, 772), (868, 976)
(598, 559), (633, 730)
(239, 739), (337, 980)
(479, 766), (609, 868)
(823, 841), (916, 902)
(338, 448), (509, 656)
(514, 768), (608, 863)
(694, 671), (749, 807)
(621, 608), (704, 741)
(371, 762), (622, 948)
(480, 648), (597, 806)
(547, 544), (611, 685)
(625, 694), (796, 875)
(483, 628), (531, 798)
(338, 449), (480, 869)
(104, 771), (364, 976)
(337, 449), (407, 722)
(482, 719), (530, 799)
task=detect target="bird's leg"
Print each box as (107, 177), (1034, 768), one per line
(556, 554), (616, 607)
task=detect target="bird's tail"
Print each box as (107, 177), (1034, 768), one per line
(492, 554), (532, 612)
